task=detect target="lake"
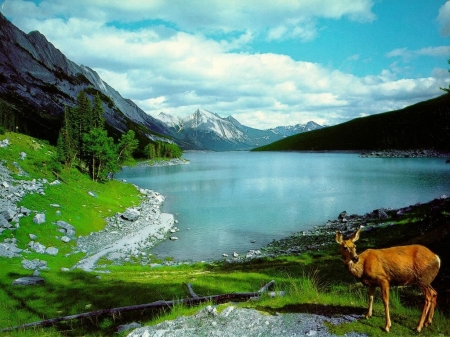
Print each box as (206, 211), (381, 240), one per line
(116, 152), (450, 261)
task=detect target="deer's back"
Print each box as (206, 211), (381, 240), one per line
(360, 245), (440, 286)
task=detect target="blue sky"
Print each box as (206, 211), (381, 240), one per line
(2, 0), (450, 129)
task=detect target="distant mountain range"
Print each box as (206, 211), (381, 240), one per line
(0, 13), (323, 151)
(156, 109), (324, 151)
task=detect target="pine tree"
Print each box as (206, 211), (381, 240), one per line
(83, 128), (118, 181)
(92, 94), (106, 129)
(117, 130), (139, 164)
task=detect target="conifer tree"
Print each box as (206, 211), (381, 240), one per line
(117, 130), (139, 164)
(92, 94), (106, 128)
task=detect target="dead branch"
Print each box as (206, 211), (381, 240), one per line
(0, 280), (276, 332)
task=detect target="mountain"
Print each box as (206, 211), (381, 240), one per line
(253, 93), (450, 152)
(267, 121), (324, 137)
(157, 109), (324, 151)
(0, 12), (171, 145)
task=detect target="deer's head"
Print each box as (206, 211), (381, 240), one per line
(336, 228), (361, 264)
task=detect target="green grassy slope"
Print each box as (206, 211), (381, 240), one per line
(253, 93), (450, 151)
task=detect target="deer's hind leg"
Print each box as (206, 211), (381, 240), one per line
(417, 286), (437, 332)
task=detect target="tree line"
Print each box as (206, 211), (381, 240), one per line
(55, 91), (182, 181)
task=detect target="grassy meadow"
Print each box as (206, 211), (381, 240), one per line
(0, 132), (449, 336)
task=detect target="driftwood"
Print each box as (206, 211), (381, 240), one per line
(0, 280), (276, 332)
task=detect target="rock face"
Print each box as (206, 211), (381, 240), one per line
(0, 12), (171, 144)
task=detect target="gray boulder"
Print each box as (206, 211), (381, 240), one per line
(28, 241), (46, 254)
(33, 213), (46, 224)
(12, 276), (44, 286)
(55, 220), (76, 237)
(122, 208), (140, 221)
(45, 247), (58, 256)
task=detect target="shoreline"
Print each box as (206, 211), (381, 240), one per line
(74, 187), (176, 271)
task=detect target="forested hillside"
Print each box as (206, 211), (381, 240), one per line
(253, 93), (450, 152)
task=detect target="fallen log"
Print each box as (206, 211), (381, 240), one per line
(0, 280), (276, 332)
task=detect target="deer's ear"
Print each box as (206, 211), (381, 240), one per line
(335, 231), (343, 244)
(350, 228), (361, 242)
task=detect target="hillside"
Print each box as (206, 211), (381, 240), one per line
(253, 93), (450, 152)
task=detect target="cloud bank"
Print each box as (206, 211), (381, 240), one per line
(2, 0), (449, 129)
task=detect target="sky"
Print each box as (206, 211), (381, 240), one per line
(2, 0), (450, 129)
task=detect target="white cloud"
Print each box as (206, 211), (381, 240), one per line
(1, 0), (447, 129)
(438, 1), (450, 36)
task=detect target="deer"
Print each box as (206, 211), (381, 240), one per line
(335, 228), (440, 333)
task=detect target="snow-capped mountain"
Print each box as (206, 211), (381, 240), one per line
(157, 110), (324, 151)
(267, 121), (324, 137)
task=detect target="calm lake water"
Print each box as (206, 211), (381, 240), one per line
(116, 152), (450, 261)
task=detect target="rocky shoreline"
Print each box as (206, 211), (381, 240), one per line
(359, 148), (450, 158)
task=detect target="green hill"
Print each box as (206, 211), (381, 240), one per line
(253, 93), (450, 152)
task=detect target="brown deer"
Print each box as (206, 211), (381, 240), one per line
(335, 228), (440, 332)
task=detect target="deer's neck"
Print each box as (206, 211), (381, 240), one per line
(346, 259), (364, 279)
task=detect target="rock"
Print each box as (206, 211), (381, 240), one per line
(1, 181), (9, 187)
(117, 322), (142, 333)
(45, 247), (59, 256)
(169, 236), (178, 240)
(1, 207), (16, 220)
(29, 233), (38, 240)
(21, 259), (48, 270)
(0, 242), (23, 258)
(233, 252), (239, 258)
(28, 241), (46, 254)
(55, 220), (76, 236)
(60, 267), (70, 272)
(0, 214), (11, 228)
(88, 191), (97, 198)
(12, 277), (44, 286)
(0, 138), (9, 148)
(122, 208), (140, 221)
(50, 204), (60, 208)
(61, 236), (71, 243)
(20, 206), (31, 216)
(49, 180), (61, 185)
(33, 213), (46, 224)
(20, 152), (27, 160)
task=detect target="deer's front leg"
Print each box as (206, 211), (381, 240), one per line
(380, 281), (391, 332)
(365, 286), (375, 319)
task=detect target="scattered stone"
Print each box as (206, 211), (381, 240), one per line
(61, 236), (71, 243)
(29, 233), (38, 240)
(88, 191), (97, 198)
(60, 268), (70, 272)
(12, 277), (44, 286)
(20, 152), (27, 160)
(169, 236), (179, 241)
(33, 213), (46, 224)
(50, 204), (61, 208)
(0, 242), (23, 258)
(49, 180), (61, 185)
(21, 259), (48, 270)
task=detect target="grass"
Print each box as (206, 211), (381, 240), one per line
(0, 131), (450, 336)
